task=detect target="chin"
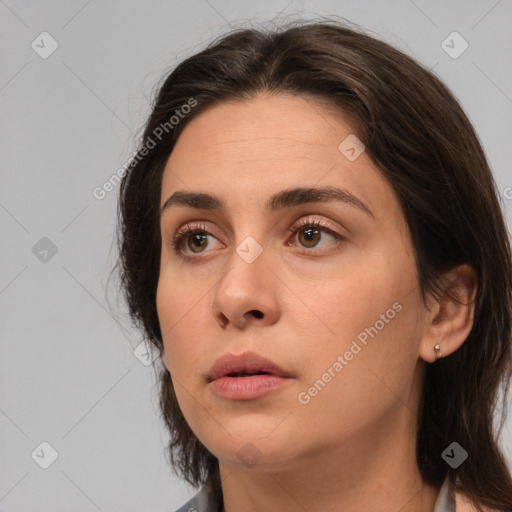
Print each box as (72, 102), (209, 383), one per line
(215, 441), (297, 471)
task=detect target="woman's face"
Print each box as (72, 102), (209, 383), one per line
(156, 92), (431, 471)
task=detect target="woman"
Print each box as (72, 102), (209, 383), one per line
(114, 19), (512, 512)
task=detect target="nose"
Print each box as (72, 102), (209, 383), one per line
(210, 246), (280, 330)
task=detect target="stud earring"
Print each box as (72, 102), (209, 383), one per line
(434, 344), (443, 359)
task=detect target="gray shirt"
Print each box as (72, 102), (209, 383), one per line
(173, 475), (455, 512)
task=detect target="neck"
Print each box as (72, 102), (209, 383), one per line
(218, 392), (441, 512)
(219, 443), (441, 512)
(219, 460), (441, 511)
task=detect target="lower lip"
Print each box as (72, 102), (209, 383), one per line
(210, 374), (291, 400)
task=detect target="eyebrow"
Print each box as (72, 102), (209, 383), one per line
(160, 185), (375, 220)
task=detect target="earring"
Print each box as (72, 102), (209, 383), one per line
(434, 344), (443, 359)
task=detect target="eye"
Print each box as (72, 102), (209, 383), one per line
(170, 217), (345, 261)
(171, 223), (221, 258)
(286, 217), (345, 252)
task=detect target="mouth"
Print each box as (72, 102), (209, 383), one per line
(208, 351), (291, 381)
(209, 372), (292, 400)
(208, 351), (293, 400)
(225, 371), (271, 377)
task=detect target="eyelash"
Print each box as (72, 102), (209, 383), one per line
(170, 218), (345, 261)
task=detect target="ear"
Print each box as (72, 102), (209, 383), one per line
(419, 264), (478, 363)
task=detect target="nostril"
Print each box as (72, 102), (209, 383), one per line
(251, 310), (263, 319)
(216, 312), (229, 327)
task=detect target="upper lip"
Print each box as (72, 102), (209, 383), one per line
(209, 351), (292, 381)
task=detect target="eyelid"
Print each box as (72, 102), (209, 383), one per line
(288, 215), (342, 236)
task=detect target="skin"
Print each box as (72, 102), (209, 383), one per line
(156, 92), (477, 512)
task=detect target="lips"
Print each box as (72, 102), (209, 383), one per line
(209, 351), (291, 381)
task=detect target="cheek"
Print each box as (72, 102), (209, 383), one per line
(293, 259), (405, 341)
(292, 245), (421, 379)
(156, 271), (216, 384)
(156, 273), (193, 374)
(293, 287), (423, 444)
(156, 260), (205, 336)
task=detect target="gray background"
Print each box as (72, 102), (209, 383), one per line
(1, 1), (511, 511)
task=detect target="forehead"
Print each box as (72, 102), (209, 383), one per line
(171, 93), (352, 157)
(160, 93), (398, 222)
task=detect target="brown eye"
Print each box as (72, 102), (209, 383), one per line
(171, 218), (345, 262)
(288, 219), (344, 251)
(297, 226), (322, 248)
(186, 232), (209, 253)
(171, 223), (219, 256)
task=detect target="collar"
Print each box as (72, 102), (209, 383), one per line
(174, 474), (455, 512)
(434, 475), (456, 512)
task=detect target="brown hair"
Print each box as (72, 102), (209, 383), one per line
(112, 18), (512, 511)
